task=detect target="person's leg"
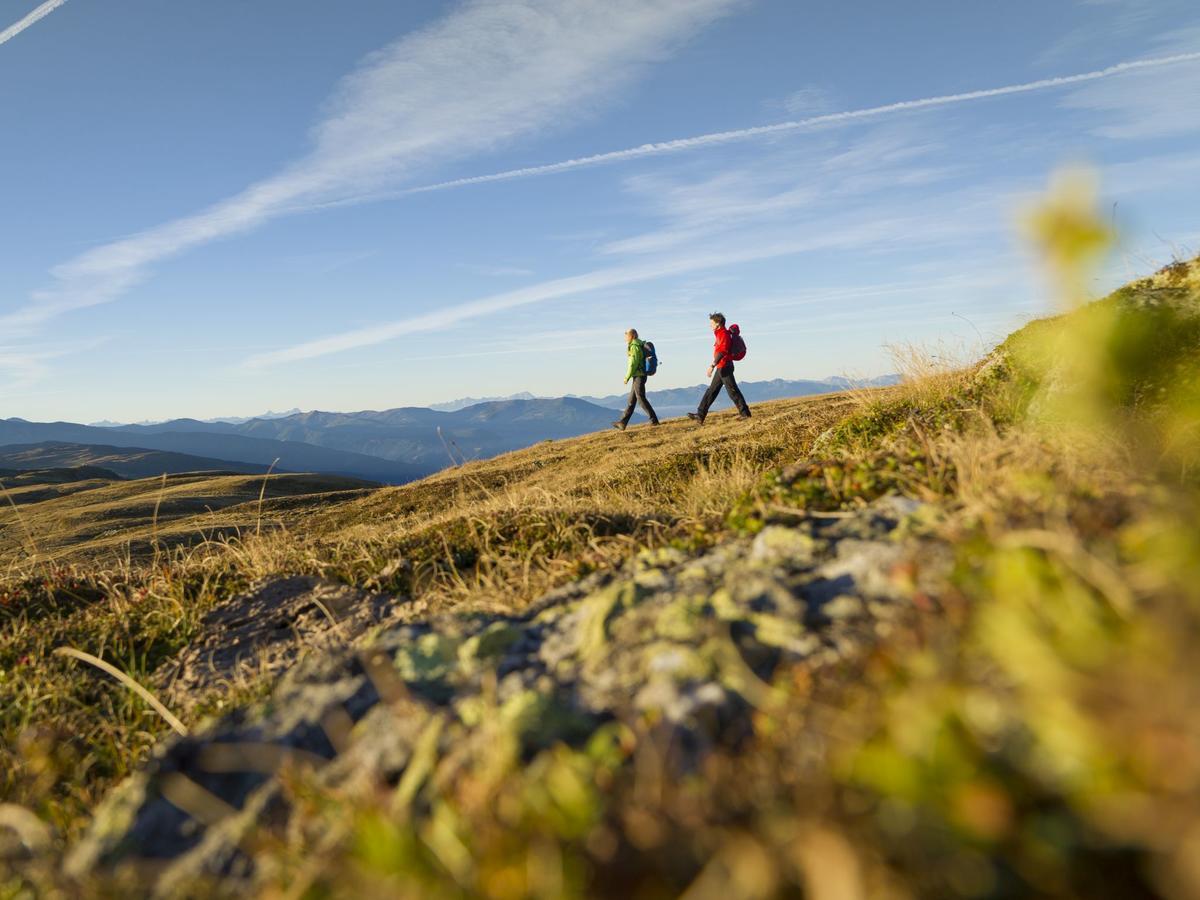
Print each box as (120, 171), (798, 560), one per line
(721, 366), (751, 417)
(695, 369), (724, 419)
(614, 382), (638, 429)
(634, 377), (659, 424)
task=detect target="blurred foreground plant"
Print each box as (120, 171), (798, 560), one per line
(835, 172), (1200, 897)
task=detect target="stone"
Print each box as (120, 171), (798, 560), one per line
(157, 575), (407, 711)
(67, 495), (948, 894)
(750, 526), (818, 568)
(823, 595), (865, 620)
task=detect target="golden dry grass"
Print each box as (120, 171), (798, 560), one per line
(0, 392), (863, 840)
(0, 471), (375, 565)
(283, 394), (858, 611)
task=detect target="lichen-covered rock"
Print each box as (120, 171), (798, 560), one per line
(157, 575), (407, 711)
(67, 496), (947, 895)
(458, 621), (521, 665)
(750, 525), (818, 567)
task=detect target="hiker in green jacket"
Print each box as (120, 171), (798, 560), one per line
(613, 328), (659, 431)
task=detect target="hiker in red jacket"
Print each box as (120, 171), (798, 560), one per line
(688, 311), (751, 424)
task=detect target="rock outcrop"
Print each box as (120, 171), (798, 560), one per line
(67, 496), (947, 895)
(158, 575), (409, 711)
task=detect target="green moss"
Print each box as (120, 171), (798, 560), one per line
(393, 632), (460, 684)
(498, 689), (596, 753)
(457, 622), (521, 666)
(652, 599), (709, 643)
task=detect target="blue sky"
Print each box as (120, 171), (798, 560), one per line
(2, 0), (1198, 423)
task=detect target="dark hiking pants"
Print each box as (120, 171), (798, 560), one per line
(697, 364), (751, 417)
(621, 376), (659, 425)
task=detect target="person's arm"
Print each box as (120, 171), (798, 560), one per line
(708, 330), (729, 375)
(625, 344), (639, 383)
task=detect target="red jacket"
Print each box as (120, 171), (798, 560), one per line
(712, 325), (732, 369)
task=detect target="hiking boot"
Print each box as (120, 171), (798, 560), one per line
(687, 412), (705, 425)
(611, 420), (627, 431)
(739, 411), (752, 419)
(650, 420), (660, 426)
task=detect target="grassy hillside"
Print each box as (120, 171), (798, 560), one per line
(4, 246), (1199, 896)
(1, 467), (122, 508)
(290, 392), (863, 612)
(0, 392), (855, 851)
(0, 470), (378, 563)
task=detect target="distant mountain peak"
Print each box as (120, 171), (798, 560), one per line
(428, 391), (538, 412)
(87, 408), (306, 428)
(223, 408), (305, 424)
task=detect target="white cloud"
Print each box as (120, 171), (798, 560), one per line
(1101, 150), (1200, 195)
(2, 0), (741, 338)
(240, 202), (998, 370)
(0, 337), (105, 395)
(241, 117), (1060, 372)
(397, 49), (1200, 198)
(1038, 0), (1174, 65)
(0, 0), (68, 48)
(9, 25), (1198, 345)
(780, 86), (834, 116)
(598, 127), (951, 256)
(1061, 28), (1200, 139)
(599, 167), (819, 257)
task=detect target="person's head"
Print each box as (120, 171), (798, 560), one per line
(625, 328), (638, 342)
(709, 312), (726, 331)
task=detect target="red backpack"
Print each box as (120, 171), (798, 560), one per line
(728, 324), (747, 361)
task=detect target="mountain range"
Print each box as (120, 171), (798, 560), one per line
(3, 377), (894, 484)
(88, 408), (304, 428)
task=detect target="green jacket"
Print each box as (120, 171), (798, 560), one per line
(625, 338), (646, 383)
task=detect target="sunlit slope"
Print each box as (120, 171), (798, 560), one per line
(0, 471), (376, 563)
(1, 393), (862, 575)
(271, 392), (864, 614)
(308, 391), (859, 531)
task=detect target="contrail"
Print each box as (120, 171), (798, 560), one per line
(0, 0), (70, 47)
(407, 50), (1200, 195)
